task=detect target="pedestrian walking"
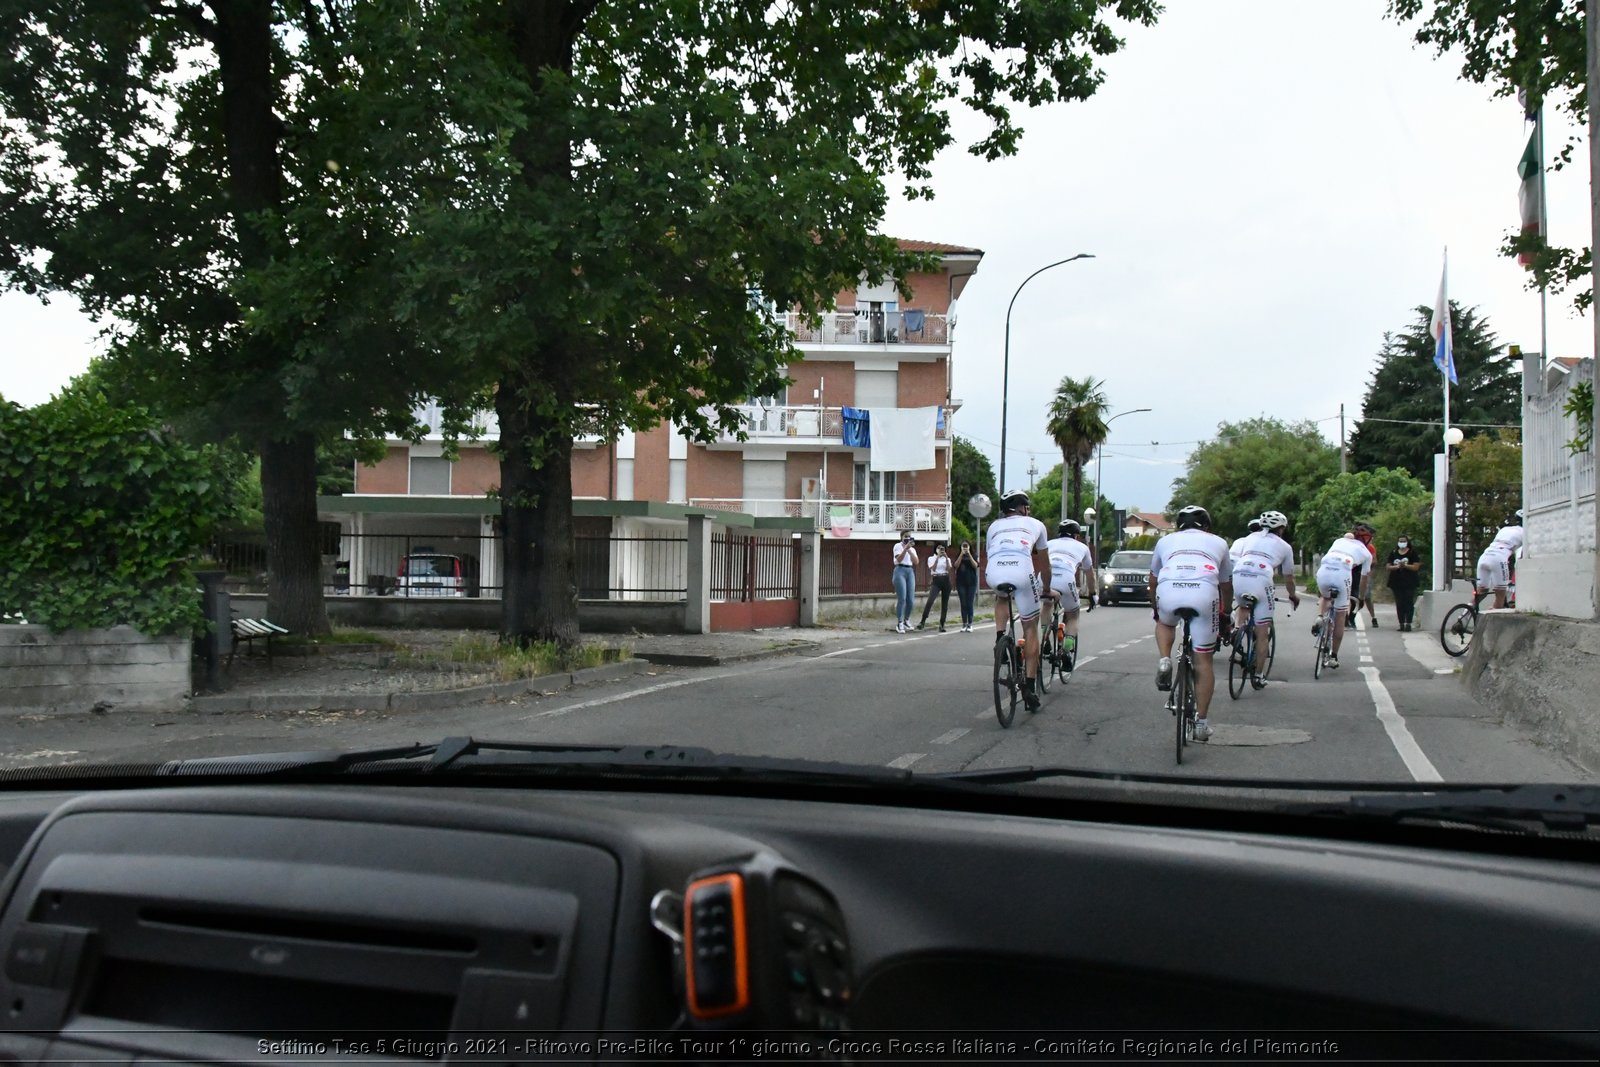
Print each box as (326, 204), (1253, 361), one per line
(954, 540), (979, 632)
(892, 532), (919, 633)
(916, 544), (954, 631)
(1385, 534), (1423, 631)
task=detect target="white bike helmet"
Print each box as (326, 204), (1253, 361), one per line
(1259, 510), (1288, 531)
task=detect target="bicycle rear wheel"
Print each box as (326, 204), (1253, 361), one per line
(1036, 630), (1052, 695)
(1174, 656), (1193, 765)
(1227, 632), (1247, 700)
(993, 635), (1018, 728)
(1313, 615), (1327, 680)
(1263, 621), (1277, 678)
(1439, 603), (1476, 658)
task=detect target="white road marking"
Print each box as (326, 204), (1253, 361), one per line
(520, 663), (790, 719)
(1434, 667), (1456, 675)
(1360, 655), (1374, 663)
(1359, 665), (1442, 782)
(815, 646), (865, 659)
(887, 753), (926, 769)
(931, 728), (969, 744)
(1075, 657), (1098, 668)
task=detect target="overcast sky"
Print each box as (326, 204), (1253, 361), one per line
(1, 0), (1593, 517)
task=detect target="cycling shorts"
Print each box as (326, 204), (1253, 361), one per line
(1234, 575), (1276, 624)
(1476, 552), (1512, 592)
(1317, 565), (1353, 610)
(1049, 577), (1081, 613)
(987, 559), (1043, 622)
(1155, 580), (1220, 654)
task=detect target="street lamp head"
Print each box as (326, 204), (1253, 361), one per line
(1444, 426), (1465, 448)
(1084, 507), (1097, 521)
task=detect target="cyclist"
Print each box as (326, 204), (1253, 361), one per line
(1348, 522), (1379, 628)
(1230, 517), (1263, 568)
(1045, 519), (1096, 672)
(1312, 529), (1374, 668)
(1230, 510), (1301, 689)
(1475, 510), (1524, 609)
(1148, 504), (1233, 742)
(986, 489), (1053, 710)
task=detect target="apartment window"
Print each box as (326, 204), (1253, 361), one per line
(410, 456), (451, 495)
(668, 459), (687, 504)
(854, 369), (898, 409)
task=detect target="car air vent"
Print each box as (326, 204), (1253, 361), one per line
(138, 906), (477, 955)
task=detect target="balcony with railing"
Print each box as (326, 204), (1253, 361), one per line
(688, 497), (950, 537)
(708, 405), (949, 447)
(777, 310), (950, 347)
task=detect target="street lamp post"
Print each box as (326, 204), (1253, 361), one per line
(998, 254), (1095, 495)
(1093, 407), (1152, 556)
(1443, 425), (1465, 589)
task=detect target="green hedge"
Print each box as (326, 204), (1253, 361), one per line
(0, 389), (235, 635)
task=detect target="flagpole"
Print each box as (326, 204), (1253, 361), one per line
(1538, 101), (1550, 372)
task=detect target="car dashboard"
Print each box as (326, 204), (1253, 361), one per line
(0, 779), (1597, 1064)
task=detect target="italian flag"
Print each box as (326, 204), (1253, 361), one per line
(1517, 123), (1542, 268)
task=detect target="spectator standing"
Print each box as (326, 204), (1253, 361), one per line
(954, 540), (980, 632)
(917, 544), (954, 632)
(892, 532), (919, 633)
(1385, 535), (1423, 631)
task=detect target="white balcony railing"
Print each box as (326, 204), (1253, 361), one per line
(776, 311), (950, 346)
(688, 498), (951, 536)
(710, 405), (949, 444)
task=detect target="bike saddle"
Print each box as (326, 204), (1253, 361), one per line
(1175, 607), (1200, 619)
(995, 583), (1017, 594)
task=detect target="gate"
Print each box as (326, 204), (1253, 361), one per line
(710, 530), (801, 631)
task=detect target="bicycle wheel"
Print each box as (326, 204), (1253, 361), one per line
(1313, 613), (1327, 680)
(993, 635), (1018, 728)
(1227, 631), (1247, 700)
(1263, 620), (1277, 679)
(1036, 630), (1052, 695)
(1439, 603), (1477, 658)
(1174, 655), (1193, 765)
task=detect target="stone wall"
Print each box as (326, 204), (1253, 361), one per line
(1463, 613), (1600, 773)
(0, 626), (191, 712)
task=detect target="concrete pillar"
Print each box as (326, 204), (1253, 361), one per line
(685, 514), (713, 634)
(350, 512), (366, 596)
(479, 514), (498, 599)
(798, 530), (821, 627)
(1431, 453), (1449, 592)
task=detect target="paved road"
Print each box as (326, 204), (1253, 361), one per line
(4, 605), (1593, 784)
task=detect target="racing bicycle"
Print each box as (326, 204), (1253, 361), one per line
(1439, 580), (1516, 658)
(992, 584), (1029, 728)
(1039, 593), (1077, 687)
(1228, 593), (1289, 699)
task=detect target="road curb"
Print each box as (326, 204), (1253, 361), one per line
(636, 643), (819, 668)
(184, 658), (653, 715)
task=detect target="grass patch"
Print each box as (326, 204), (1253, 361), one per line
(435, 635), (629, 681)
(280, 626), (397, 647)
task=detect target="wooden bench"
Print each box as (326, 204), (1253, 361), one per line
(230, 617), (291, 665)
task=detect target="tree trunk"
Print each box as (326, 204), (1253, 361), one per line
(260, 432), (330, 635)
(1070, 460), (1084, 524)
(496, 389), (580, 648)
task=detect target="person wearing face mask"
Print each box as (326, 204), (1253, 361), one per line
(1385, 535), (1423, 631)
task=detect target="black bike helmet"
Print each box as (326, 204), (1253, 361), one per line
(1000, 489), (1031, 514)
(1058, 519), (1081, 537)
(1175, 505), (1211, 530)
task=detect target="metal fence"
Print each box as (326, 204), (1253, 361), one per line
(711, 530), (800, 602)
(207, 530), (688, 601)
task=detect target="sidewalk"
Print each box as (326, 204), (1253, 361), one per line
(183, 624), (889, 715)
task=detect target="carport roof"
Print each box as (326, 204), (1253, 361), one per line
(318, 496), (813, 531)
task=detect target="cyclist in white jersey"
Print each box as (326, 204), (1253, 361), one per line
(986, 489), (1052, 710)
(1045, 519), (1095, 671)
(1230, 510), (1300, 689)
(1475, 511), (1524, 608)
(1312, 531), (1374, 668)
(1148, 505), (1233, 742)
(1229, 517), (1262, 567)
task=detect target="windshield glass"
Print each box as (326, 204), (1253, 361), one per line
(0, 1), (1594, 799)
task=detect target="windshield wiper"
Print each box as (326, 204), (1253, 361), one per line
(157, 737), (920, 786)
(1282, 784), (1600, 835)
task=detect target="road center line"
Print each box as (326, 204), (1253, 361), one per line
(1359, 665), (1442, 782)
(887, 753), (926, 769)
(931, 728), (969, 744)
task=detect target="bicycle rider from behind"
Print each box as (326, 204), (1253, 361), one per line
(1312, 528), (1374, 668)
(1230, 510), (1300, 689)
(986, 490), (1053, 710)
(1148, 505), (1233, 742)
(1046, 519), (1095, 672)
(1347, 522), (1380, 628)
(1475, 509), (1524, 609)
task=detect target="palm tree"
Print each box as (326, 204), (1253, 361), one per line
(1045, 375), (1110, 526)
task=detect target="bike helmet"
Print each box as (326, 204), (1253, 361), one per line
(1246, 517), (1262, 532)
(1352, 522), (1376, 546)
(1259, 510), (1288, 531)
(1000, 489), (1031, 514)
(1506, 509), (1524, 526)
(1174, 505), (1211, 530)
(1057, 519), (1081, 537)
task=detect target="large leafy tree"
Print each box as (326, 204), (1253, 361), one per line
(1028, 463), (1109, 545)
(0, 1), (439, 635)
(1297, 468), (1432, 557)
(1167, 418), (1340, 547)
(374, 0), (1161, 646)
(951, 436), (1000, 524)
(1347, 304), (1519, 477)
(1045, 375), (1110, 525)
(1388, 0), (1590, 310)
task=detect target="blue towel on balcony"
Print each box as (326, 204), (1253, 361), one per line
(841, 407), (871, 448)
(936, 406), (944, 432)
(903, 309), (925, 333)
